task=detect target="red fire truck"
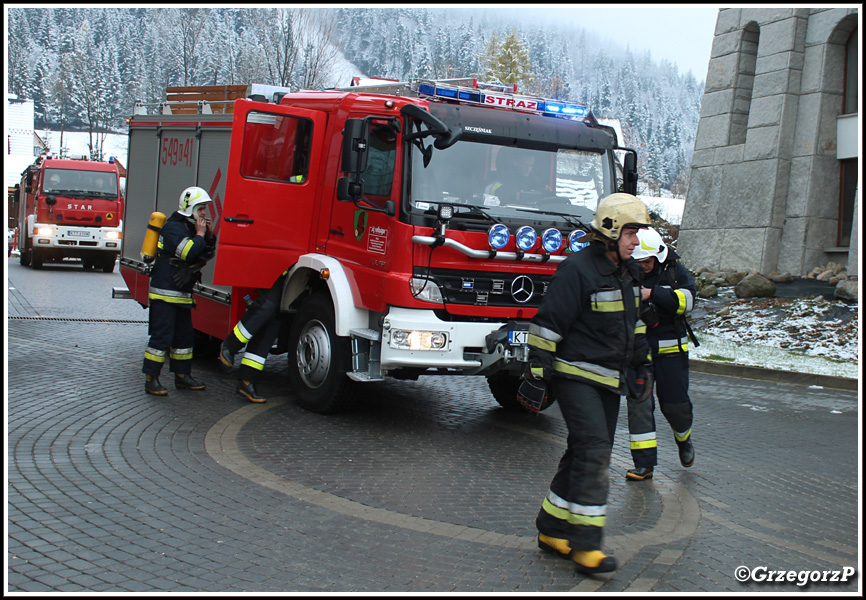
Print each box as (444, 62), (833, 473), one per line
(15, 155), (124, 271)
(119, 80), (638, 413)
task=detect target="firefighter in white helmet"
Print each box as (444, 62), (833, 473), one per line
(524, 193), (653, 575)
(142, 186), (217, 395)
(625, 227), (697, 481)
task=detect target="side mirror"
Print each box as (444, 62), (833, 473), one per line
(336, 176), (363, 203)
(341, 119), (369, 174)
(623, 151), (638, 196)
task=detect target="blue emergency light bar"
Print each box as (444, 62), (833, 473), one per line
(416, 81), (590, 120)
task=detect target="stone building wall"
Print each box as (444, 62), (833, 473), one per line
(678, 8), (859, 276)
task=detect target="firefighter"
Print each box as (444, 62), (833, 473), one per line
(625, 227), (696, 481)
(218, 271), (288, 403)
(142, 186), (217, 395)
(525, 193), (653, 575)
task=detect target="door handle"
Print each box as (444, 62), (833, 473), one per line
(223, 216), (254, 224)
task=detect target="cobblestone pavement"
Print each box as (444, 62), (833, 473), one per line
(5, 258), (862, 594)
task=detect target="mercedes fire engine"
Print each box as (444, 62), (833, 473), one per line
(118, 79), (639, 414)
(15, 155), (124, 271)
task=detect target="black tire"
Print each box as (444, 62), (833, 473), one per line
(19, 240), (31, 267)
(31, 248), (43, 269)
(287, 292), (356, 414)
(193, 331), (221, 359)
(487, 371), (556, 413)
(101, 255), (116, 273)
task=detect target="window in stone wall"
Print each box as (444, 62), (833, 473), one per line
(730, 23), (759, 146)
(838, 159), (856, 247)
(843, 28), (858, 114)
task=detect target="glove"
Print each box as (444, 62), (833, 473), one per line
(640, 303), (659, 329)
(525, 362), (548, 381)
(517, 377), (548, 413)
(633, 363), (654, 403)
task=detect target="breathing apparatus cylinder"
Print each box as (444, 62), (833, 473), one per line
(141, 212), (166, 263)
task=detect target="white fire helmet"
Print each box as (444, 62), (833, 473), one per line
(632, 226), (668, 263)
(178, 186), (213, 217)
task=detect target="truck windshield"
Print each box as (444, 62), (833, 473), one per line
(43, 169), (118, 199)
(408, 141), (609, 227)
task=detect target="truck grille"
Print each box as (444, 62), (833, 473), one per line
(415, 267), (552, 308)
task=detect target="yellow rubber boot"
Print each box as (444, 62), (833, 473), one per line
(537, 533), (572, 558)
(572, 549), (617, 574)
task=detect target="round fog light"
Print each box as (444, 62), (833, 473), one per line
(541, 228), (562, 253)
(488, 224), (510, 250)
(515, 226), (537, 251)
(430, 333), (447, 349)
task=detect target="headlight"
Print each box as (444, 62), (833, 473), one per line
(106, 231), (121, 241)
(541, 228), (562, 253)
(389, 329), (449, 351)
(36, 226), (54, 237)
(488, 224), (510, 250)
(515, 226), (537, 251)
(568, 229), (589, 253)
(409, 277), (444, 303)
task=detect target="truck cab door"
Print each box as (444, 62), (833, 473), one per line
(213, 99), (327, 288)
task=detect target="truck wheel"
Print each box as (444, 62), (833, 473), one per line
(101, 255), (116, 273)
(287, 292), (356, 414)
(19, 239), (31, 267)
(31, 248), (43, 270)
(487, 371), (557, 413)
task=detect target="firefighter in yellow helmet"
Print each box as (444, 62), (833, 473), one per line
(142, 186), (217, 395)
(524, 193), (653, 575)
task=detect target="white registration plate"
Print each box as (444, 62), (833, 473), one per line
(508, 330), (528, 346)
(67, 230), (90, 238)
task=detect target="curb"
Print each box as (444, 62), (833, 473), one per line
(690, 359), (858, 391)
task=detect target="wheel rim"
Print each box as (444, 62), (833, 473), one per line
(296, 319), (332, 389)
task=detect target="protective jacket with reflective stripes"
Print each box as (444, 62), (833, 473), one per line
(527, 241), (649, 395)
(149, 211), (216, 306)
(644, 249), (696, 357)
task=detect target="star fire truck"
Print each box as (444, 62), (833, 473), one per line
(15, 155), (124, 271)
(118, 79), (639, 414)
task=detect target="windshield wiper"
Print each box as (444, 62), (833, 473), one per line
(514, 207), (587, 229)
(421, 201), (502, 224)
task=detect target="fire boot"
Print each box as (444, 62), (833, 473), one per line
(218, 341), (236, 371)
(145, 375), (168, 396)
(677, 437), (694, 467)
(538, 533), (572, 559)
(572, 550), (617, 575)
(175, 373), (206, 390)
(626, 466), (654, 481)
(236, 379), (267, 403)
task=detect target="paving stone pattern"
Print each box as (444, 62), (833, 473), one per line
(6, 258), (861, 593)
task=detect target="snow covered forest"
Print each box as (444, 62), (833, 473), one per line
(7, 7), (705, 194)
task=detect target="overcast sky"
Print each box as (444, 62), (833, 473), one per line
(486, 4), (721, 80)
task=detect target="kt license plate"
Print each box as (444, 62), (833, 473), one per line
(508, 330), (528, 346)
(67, 230), (90, 238)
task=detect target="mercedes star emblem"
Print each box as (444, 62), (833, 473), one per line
(510, 275), (534, 304)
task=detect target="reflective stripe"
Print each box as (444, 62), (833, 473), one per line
(673, 428), (691, 442)
(241, 352), (267, 371)
(528, 323), (562, 343)
(635, 321), (646, 335)
(150, 286), (192, 299)
(657, 337), (690, 354)
(553, 359), (620, 389)
(589, 289), (624, 312)
(177, 238), (194, 260)
(528, 333), (557, 353)
(485, 182), (503, 195)
(671, 287), (693, 315)
(542, 491), (606, 527)
(233, 322), (253, 344)
(149, 292), (194, 305)
(144, 347), (167, 363)
(170, 347), (194, 361)
(630, 431), (657, 450)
